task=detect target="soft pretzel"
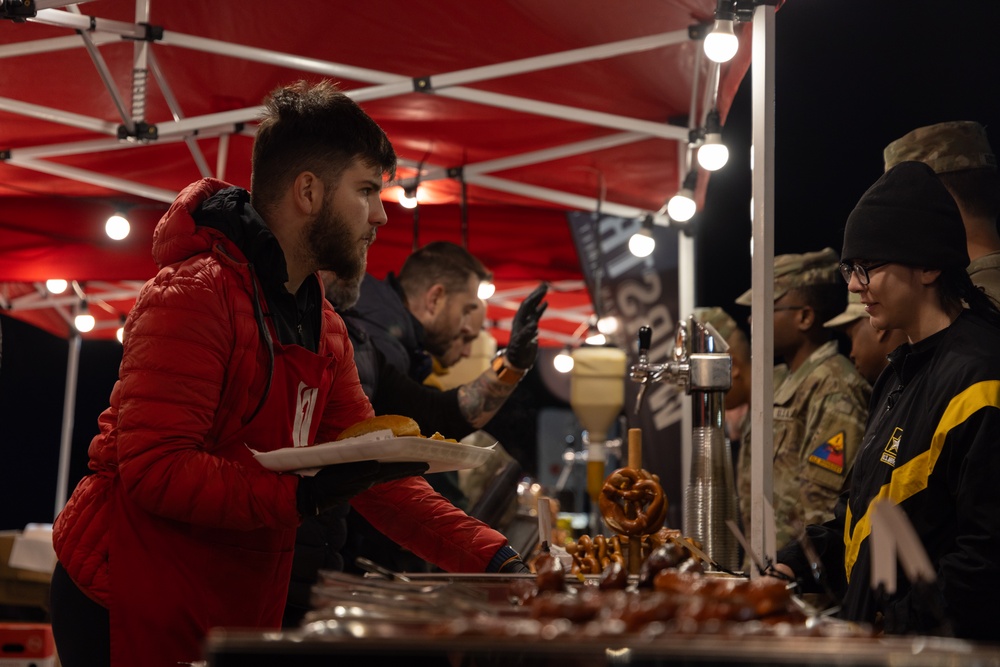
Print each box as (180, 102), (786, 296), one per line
(598, 467), (667, 536)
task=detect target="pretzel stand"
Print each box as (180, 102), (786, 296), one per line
(598, 427), (668, 575)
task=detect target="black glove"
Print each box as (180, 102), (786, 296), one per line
(505, 282), (548, 370)
(296, 460), (429, 517)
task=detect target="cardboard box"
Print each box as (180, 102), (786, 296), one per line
(0, 533), (51, 614)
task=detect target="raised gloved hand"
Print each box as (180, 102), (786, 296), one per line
(296, 460), (429, 517)
(505, 282), (548, 370)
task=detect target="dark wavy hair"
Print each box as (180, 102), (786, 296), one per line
(937, 266), (1000, 328)
(250, 79), (396, 217)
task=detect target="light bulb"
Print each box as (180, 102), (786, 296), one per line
(596, 316), (619, 335)
(116, 326), (125, 344)
(697, 135), (729, 171)
(704, 19), (739, 63)
(553, 348), (575, 373)
(584, 332), (606, 346)
(105, 213), (130, 240)
(478, 281), (496, 300)
(74, 312), (95, 333)
(666, 190), (697, 222)
(45, 279), (68, 294)
(628, 230), (655, 257)
(398, 187), (418, 209)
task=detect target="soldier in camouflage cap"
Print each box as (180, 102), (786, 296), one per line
(822, 292), (907, 385)
(734, 247), (842, 306)
(735, 248), (869, 565)
(883, 121), (1000, 303)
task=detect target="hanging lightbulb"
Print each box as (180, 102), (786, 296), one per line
(478, 281), (496, 300)
(584, 332), (606, 346)
(74, 301), (95, 333)
(553, 346), (575, 373)
(666, 171), (698, 223)
(398, 186), (418, 209)
(45, 279), (68, 294)
(697, 109), (729, 172)
(116, 326), (125, 343)
(704, 18), (739, 63)
(628, 215), (656, 258)
(105, 212), (130, 240)
(596, 316), (619, 335)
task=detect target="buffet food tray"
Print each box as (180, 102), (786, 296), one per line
(204, 573), (1000, 666)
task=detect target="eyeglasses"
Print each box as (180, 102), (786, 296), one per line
(839, 261), (889, 286)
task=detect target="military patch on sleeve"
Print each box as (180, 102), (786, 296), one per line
(808, 431), (846, 474)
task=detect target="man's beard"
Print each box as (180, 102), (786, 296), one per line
(325, 274), (363, 310)
(307, 197), (367, 284)
(423, 323), (457, 361)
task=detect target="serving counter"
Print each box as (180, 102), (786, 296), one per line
(203, 573), (1000, 667)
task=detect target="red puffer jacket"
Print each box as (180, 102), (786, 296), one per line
(53, 178), (506, 611)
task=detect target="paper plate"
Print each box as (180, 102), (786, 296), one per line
(252, 436), (495, 474)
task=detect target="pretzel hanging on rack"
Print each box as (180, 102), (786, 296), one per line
(598, 467), (667, 536)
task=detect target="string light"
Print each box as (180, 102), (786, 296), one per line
(628, 215), (656, 258)
(74, 301), (95, 333)
(105, 212), (130, 240)
(477, 281), (496, 300)
(697, 109), (729, 172)
(398, 186), (418, 209)
(554, 346), (575, 373)
(45, 279), (68, 294)
(666, 171), (698, 223)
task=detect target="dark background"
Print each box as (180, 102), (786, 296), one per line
(3, 0), (1000, 530)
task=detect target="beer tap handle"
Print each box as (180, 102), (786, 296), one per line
(639, 326), (653, 364)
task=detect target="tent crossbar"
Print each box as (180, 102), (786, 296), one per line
(28, 8), (148, 39)
(398, 132), (649, 187)
(436, 87), (688, 140)
(148, 50), (213, 178)
(0, 96), (118, 135)
(8, 287), (143, 312)
(430, 30), (689, 90)
(0, 33), (117, 59)
(464, 173), (668, 224)
(5, 156), (177, 202)
(160, 31), (409, 86)
(73, 15), (135, 133)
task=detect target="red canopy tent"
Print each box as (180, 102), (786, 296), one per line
(0, 0), (751, 346)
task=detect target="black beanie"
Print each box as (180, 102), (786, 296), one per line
(842, 161), (969, 269)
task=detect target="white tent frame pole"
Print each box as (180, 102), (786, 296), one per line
(147, 50), (214, 179)
(464, 174), (671, 225)
(28, 8), (147, 37)
(429, 30), (689, 88)
(399, 131), (651, 186)
(55, 331), (81, 518)
(4, 156), (177, 202)
(0, 96), (118, 134)
(436, 87), (687, 139)
(749, 3), (778, 576)
(0, 33), (117, 58)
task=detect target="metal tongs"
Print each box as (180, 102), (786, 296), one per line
(724, 519), (834, 621)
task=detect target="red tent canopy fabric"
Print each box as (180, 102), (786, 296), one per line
(0, 0), (752, 344)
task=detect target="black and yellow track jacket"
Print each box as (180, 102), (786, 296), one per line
(778, 310), (1000, 640)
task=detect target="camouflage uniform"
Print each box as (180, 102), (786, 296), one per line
(737, 341), (870, 550)
(735, 249), (871, 553)
(884, 121), (1000, 303)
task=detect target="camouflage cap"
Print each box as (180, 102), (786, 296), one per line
(823, 291), (867, 328)
(692, 306), (738, 342)
(735, 247), (841, 306)
(883, 121), (997, 174)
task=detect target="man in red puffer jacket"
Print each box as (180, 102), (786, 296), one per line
(50, 80), (527, 667)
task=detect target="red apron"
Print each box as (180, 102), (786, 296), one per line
(108, 333), (335, 665)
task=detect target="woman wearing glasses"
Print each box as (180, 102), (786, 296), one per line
(772, 160), (1000, 640)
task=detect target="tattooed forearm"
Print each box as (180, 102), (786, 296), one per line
(457, 372), (518, 428)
